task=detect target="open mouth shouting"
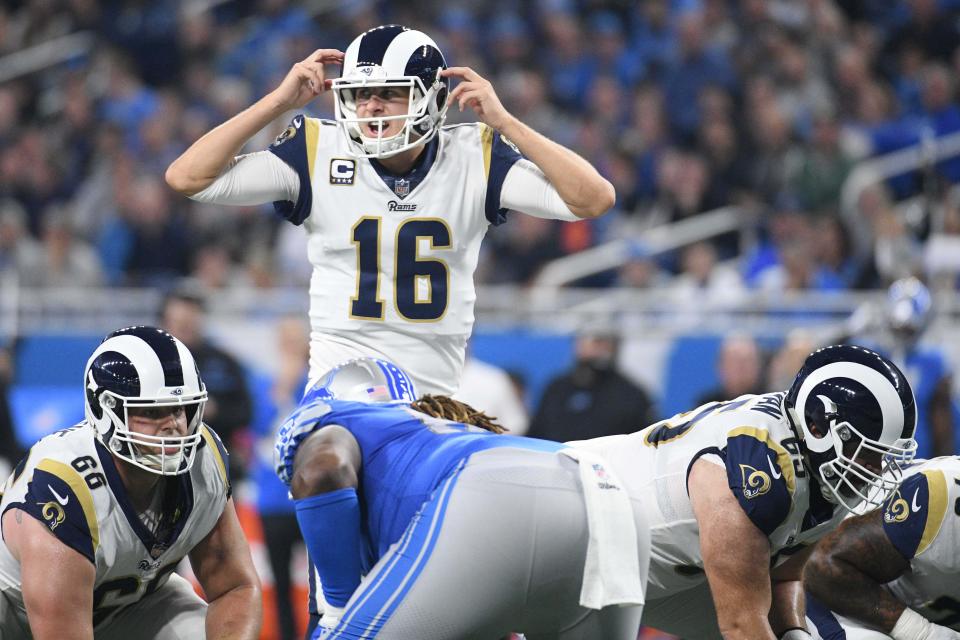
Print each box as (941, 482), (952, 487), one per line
(367, 120), (388, 137)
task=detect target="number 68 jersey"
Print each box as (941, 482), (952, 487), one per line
(0, 422), (230, 627)
(570, 392), (846, 600)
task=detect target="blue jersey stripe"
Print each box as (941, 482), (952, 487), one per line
(331, 459), (465, 638)
(364, 461), (463, 634)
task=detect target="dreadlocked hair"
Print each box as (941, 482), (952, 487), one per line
(410, 395), (507, 434)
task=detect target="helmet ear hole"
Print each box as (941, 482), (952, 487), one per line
(807, 421), (827, 438)
(87, 387), (103, 420)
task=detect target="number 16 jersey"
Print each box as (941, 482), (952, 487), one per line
(269, 117), (522, 394)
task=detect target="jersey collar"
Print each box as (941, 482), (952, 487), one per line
(368, 136), (439, 200)
(95, 440), (195, 558)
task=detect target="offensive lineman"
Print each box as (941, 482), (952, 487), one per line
(805, 456), (960, 640)
(0, 327), (261, 639)
(165, 24), (615, 397)
(570, 344), (919, 639)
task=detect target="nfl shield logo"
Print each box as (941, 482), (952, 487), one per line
(393, 178), (410, 198)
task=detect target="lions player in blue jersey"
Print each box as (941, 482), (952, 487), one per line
(166, 24), (615, 398)
(0, 327), (261, 639)
(275, 357), (648, 640)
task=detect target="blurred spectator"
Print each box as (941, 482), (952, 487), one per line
(856, 183), (923, 282)
(19, 205), (103, 288)
(661, 10), (736, 142)
(766, 330), (817, 391)
(453, 355), (530, 436)
(253, 314), (308, 640)
(668, 241), (746, 304)
(118, 175), (193, 285)
(745, 100), (801, 202)
(529, 325), (655, 441)
(481, 216), (564, 285)
(756, 230), (846, 293)
(696, 334), (765, 405)
(814, 215), (874, 289)
(882, 0), (960, 66)
(788, 110), (855, 211)
(0, 199), (42, 280)
(160, 289), (253, 480)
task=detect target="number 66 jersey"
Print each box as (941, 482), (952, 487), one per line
(0, 422), (230, 629)
(570, 392), (847, 600)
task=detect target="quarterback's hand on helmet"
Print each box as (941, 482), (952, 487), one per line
(274, 400), (331, 485)
(271, 49), (344, 111)
(442, 67), (512, 131)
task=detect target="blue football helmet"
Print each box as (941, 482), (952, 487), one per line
(84, 326), (207, 475)
(885, 276), (932, 343)
(275, 358), (418, 484)
(333, 24), (449, 158)
(307, 357), (418, 404)
(785, 344), (917, 512)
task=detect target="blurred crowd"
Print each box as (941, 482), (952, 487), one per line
(4, 4), (960, 637)
(2, 0), (960, 296)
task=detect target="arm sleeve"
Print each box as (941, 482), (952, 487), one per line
(188, 151), (300, 207)
(881, 470), (949, 561)
(295, 488), (363, 608)
(499, 158), (581, 222)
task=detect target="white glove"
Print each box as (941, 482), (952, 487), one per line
(891, 608), (960, 640)
(316, 605), (345, 638)
(779, 629), (813, 640)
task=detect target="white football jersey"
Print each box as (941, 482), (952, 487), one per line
(571, 392), (845, 600)
(269, 117), (522, 395)
(875, 457), (960, 630)
(0, 422), (230, 629)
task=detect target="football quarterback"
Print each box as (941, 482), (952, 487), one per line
(166, 24), (615, 396)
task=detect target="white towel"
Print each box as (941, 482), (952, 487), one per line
(561, 448), (645, 609)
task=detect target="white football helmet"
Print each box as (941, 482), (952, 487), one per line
(333, 24), (449, 158)
(84, 326), (207, 475)
(785, 344), (918, 512)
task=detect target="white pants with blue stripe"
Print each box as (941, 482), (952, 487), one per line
(321, 448), (650, 639)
